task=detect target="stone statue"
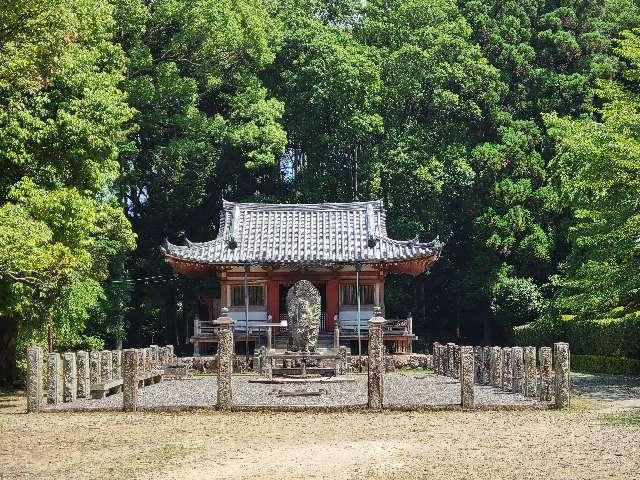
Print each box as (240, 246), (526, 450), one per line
(286, 280), (321, 352)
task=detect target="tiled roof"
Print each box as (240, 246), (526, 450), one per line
(163, 200), (442, 267)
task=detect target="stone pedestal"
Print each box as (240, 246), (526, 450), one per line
(123, 349), (138, 412)
(523, 346), (537, 397)
(215, 309), (235, 410)
(76, 351), (90, 399)
(112, 350), (122, 380)
(89, 351), (101, 388)
(47, 353), (62, 405)
(62, 352), (77, 403)
(367, 309), (385, 410)
(554, 342), (570, 409)
(512, 347), (524, 393)
(539, 347), (553, 401)
(460, 346), (474, 408)
(490, 346), (502, 387)
(501, 347), (513, 391)
(27, 347), (43, 413)
(101, 350), (112, 383)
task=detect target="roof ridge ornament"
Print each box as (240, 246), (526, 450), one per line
(365, 203), (379, 248)
(227, 204), (240, 249)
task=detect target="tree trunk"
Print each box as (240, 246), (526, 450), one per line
(0, 315), (19, 387)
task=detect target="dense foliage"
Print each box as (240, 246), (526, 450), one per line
(1, 0), (639, 383)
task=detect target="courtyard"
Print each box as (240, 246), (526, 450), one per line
(1, 373), (639, 480)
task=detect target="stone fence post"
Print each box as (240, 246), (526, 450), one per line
(554, 342), (570, 409)
(215, 308), (235, 410)
(101, 350), (112, 383)
(512, 347), (524, 393)
(482, 346), (491, 385)
(112, 350), (122, 380)
(367, 307), (385, 410)
(89, 351), (101, 388)
(473, 346), (483, 384)
(63, 352), (77, 403)
(453, 345), (461, 379)
(490, 346), (502, 387)
(446, 343), (455, 377)
(123, 349), (138, 412)
(27, 346), (43, 413)
(150, 345), (159, 368)
(48, 353), (62, 405)
(76, 351), (90, 399)
(539, 347), (553, 402)
(460, 346), (474, 408)
(523, 346), (537, 398)
(501, 347), (513, 392)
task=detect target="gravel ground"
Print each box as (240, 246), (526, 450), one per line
(572, 372), (640, 404)
(44, 373), (549, 411)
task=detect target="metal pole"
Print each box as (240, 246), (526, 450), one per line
(356, 263), (362, 357)
(244, 264), (249, 362)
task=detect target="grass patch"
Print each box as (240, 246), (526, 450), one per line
(600, 410), (640, 426)
(567, 396), (602, 412)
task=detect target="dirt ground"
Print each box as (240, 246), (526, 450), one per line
(1, 383), (639, 480)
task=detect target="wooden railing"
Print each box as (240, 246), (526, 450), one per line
(194, 313), (412, 338)
(279, 312), (327, 332)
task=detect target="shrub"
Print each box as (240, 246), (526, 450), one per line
(513, 312), (640, 359)
(572, 355), (640, 375)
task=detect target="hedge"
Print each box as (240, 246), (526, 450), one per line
(513, 313), (640, 359)
(571, 355), (640, 375)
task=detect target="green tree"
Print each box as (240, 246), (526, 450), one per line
(0, 0), (135, 384)
(266, 4), (382, 201)
(544, 29), (640, 319)
(116, 0), (287, 346)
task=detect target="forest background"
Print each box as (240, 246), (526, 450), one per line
(1, 0), (639, 384)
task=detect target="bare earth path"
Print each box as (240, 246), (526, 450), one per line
(1, 374), (639, 480)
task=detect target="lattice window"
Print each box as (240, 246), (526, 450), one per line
(230, 285), (265, 306)
(340, 284), (376, 306)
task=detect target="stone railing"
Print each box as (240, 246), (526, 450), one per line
(26, 344), (176, 413)
(432, 341), (571, 409)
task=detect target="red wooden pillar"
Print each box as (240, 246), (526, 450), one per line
(326, 279), (339, 331)
(267, 279), (279, 323)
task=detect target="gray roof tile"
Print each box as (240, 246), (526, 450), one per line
(163, 200), (442, 266)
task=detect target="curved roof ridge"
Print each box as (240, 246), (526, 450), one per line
(222, 198), (384, 211)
